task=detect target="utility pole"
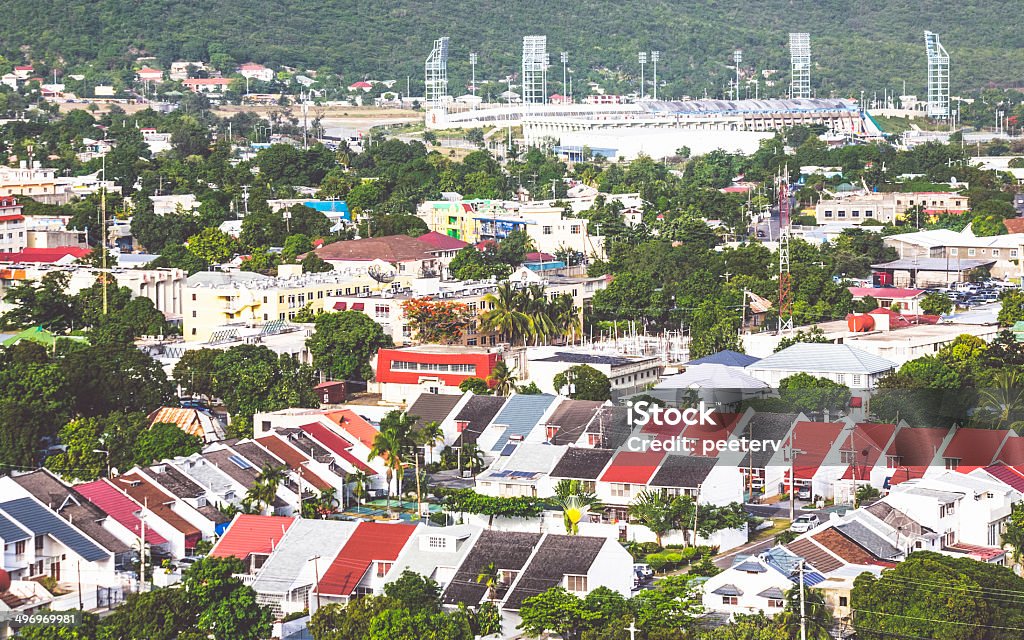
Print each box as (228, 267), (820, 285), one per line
(799, 559), (807, 640)
(100, 154), (108, 315)
(651, 51), (660, 100)
(309, 555), (322, 610)
(139, 498), (147, 592)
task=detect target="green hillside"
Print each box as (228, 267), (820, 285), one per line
(1, 0), (1021, 97)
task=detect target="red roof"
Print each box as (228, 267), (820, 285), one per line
(417, 231), (469, 251)
(680, 412), (742, 456)
(324, 410), (378, 449)
(348, 81), (372, 89)
(298, 421), (376, 474)
(183, 78), (232, 85)
(941, 427), (1010, 470)
(209, 514), (295, 560)
(254, 435), (333, 491)
(137, 67), (162, 74)
(0, 214), (24, 223)
(885, 427), (948, 486)
(317, 522), (416, 596)
(995, 437), (1024, 466)
(945, 542), (1005, 562)
(238, 63), (266, 70)
(599, 450), (665, 484)
(14, 66), (32, 71)
(75, 479), (168, 545)
(0, 246), (90, 263)
(110, 472), (201, 539)
(1003, 218), (1024, 234)
(787, 422), (846, 481)
(524, 251), (557, 262)
(841, 423), (896, 480)
(848, 287), (924, 299)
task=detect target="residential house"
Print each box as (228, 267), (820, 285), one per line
(542, 399), (607, 445)
(847, 287), (929, 314)
(882, 228), (1024, 281)
(147, 407), (225, 443)
(309, 235), (447, 278)
(475, 443), (568, 498)
(597, 450), (665, 519)
(476, 394), (559, 456)
(764, 421), (848, 501)
(441, 530), (543, 608)
(526, 349), (664, 399)
(182, 78), (233, 94)
(746, 343), (896, 390)
(252, 433), (344, 495)
(375, 345), (502, 404)
(386, 524), (482, 592)
(734, 412), (798, 500)
(0, 164), (61, 203)
(209, 514), (297, 574)
(74, 478), (171, 558)
(313, 522), (418, 609)
(701, 554), (798, 619)
(0, 196), (26, 254)
(548, 448), (616, 495)
(107, 471), (209, 557)
(237, 63), (274, 83)
(649, 364), (770, 408)
(136, 67), (164, 83)
(170, 61), (206, 81)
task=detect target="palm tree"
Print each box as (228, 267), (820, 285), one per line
(246, 464), (287, 514)
(549, 294), (582, 344)
(779, 584), (833, 639)
(479, 282), (532, 345)
(476, 562), (502, 602)
(627, 490), (682, 548)
(522, 284), (556, 345)
(347, 470), (370, 506)
(553, 479), (603, 535)
(419, 421), (446, 466)
(976, 369), (1024, 429)
(488, 360), (519, 396)
(369, 427), (406, 515)
(459, 443), (485, 476)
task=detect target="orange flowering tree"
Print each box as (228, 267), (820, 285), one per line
(401, 298), (475, 344)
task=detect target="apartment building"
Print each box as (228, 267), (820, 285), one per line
(0, 196), (26, 253)
(815, 191), (968, 225)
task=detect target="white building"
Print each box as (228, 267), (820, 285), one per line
(0, 196), (26, 254)
(525, 347), (665, 399)
(745, 343), (896, 390)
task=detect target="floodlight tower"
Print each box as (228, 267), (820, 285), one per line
(733, 49), (742, 100)
(638, 51), (647, 98)
(651, 51), (660, 100)
(424, 37), (450, 109)
(778, 175), (793, 333)
(788, 33), (811, 99)
(560, 51), (568, 100)
(924, 31), (950, 118)
(522, 36), (548, 104)
(469, 52), (478, 96)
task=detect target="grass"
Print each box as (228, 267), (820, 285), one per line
(749, 518), (792, 544)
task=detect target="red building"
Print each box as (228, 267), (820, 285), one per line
(375, 345), (500, 404)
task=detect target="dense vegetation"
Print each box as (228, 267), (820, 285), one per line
(2, 1), (1024, 98)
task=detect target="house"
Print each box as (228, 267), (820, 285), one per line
(882, 426), (954, 487)
(309, 234), (446, 277)
(549, 448), (616, 495)
(475, 443), (568, 498)
(249, 519), (357, 617)
(686, 350), (761, 368)
(417, 230), (469, 258)
(407, 392), (465, 455)
(375, 345), (501, 404)
(12, 66), (33, 80)
(701, 554), (796, 619)
(106, 470), (213, 557)
(253, 433), (342, 494)
(0, 164), (61, 202)
(814, 191), (968, 225)
(597, 450), (665, 518)
(386, 524), (482, 591)
(476, 394), (558, 455)
(170, 61), (206, 81)
(0, 246), (90, 264)
(542, 399), (606, 445)
(449, 394), (508, 449)
(136, 67), (164, 83)
(182, 78), (233, 94)
(732, 412), (797, 500)
(348, 81), (373, 92)
(847, 287), (928, 314)
(442, 530), (542, 607)
(0, 196), (26, 254)
(313, 522), (417, 608)
(882, 228), (1024, 282)
(746, 343), (896, 390)
(151, 193), (199, 215)
(525, 349), (664, 399)
(764, 421), (848, 500)
(75, 478), (171, 556)
(209, 514), (296, 573)
(648, 364), (769, 408)
(147, 407), (225, 443)
(254, 409), (383, 483)
(237, 63), (274, 83)
(833, 422), (898, 503)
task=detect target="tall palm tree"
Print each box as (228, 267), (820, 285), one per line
(347, 470), (370, 506)
(522, 284), (556, 345)
(488, 360), (519, 396)
(479, 282), (532, 345)
(549, 293), (582, 344)
(476, 562), (502, 602)
(976, 369), (1024, 429)
(246, 464), (287, 514)
(459, 443), (485, 476)
(419, 421), (446, 465)
(369, 427), (406, 514)
(553, 479), (603, 535)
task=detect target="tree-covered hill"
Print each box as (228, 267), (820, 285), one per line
(2, 0), (1022, 98)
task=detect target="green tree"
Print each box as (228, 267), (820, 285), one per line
(0, 271), (76, 331)
(630, 575), (704, 635)
(553, 478), (603, 534)
(553, 364), (612, 401)
(518, 587), (601, 640)
(308, 311), (393, 381)
(476, 561), (502, 602)
(774, 326), (830, 352)
(134, 422), (204, 466)
(778, 372), (852, 416)
(186, 227), (236, 264)
(479, 283), (532, 345)
(920, 291), (954, 316)
(487, 360), (519, 396)
(998, 290), (1024, 327)
(699, 613), (788, 639)
(383, 570), (442, 615)
(1002, 502), (1024, 571)
(308, 597), (395, 640)
(173, 348), (220, 399)
(628, 490), (685, 548)
(64, 340), (173, 416)
(459, 376), (492, 394)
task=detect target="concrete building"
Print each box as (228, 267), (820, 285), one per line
(237, 63), (275, 83)
(0, 163), (62, 203)
(815, 191), (968, 226)
(0, 196), (26, 254)
(374, 344), (502, 404)
(182, 78), (233, 94)
(745, 343), (896, 389)
(525, 347), (664, 399)
(882, 228), (1024, 281)
(151, 194), (200, 216)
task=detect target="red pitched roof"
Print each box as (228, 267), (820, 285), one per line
(109, 472), (201, 539)
(0, 246), (90, 263)
(995, 437), (1024, 466)
(885, 427), (948, 486)
(75, 479), (168, 545)
(348, 81), (373, 89)
(942, 428), (1010, 470)
(209, 514), (295, 560)
(1004, 218), (1024, 234)
(599, 450), (665, 484)
(324, 410), (378, 449)
(417, 231), (469, 251)
(982, 464), (1024, 493)
(317, 522), (416, 596)
(0, 214), (24, 222)
(680, 412), (742, 456)
(787, 422), (845, 481)
(841, 423), (897, 480)
(298, 421), (376, 474)
(254, 435), (333, 491)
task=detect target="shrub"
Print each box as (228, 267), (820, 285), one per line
(646, 553), (669, 573)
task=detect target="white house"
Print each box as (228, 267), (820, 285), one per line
(745, 343), (896, 390)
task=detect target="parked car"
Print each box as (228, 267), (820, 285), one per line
(790, 514), (821, 533)
(796, 486), (812, 500)
(634, 563), (654, 580)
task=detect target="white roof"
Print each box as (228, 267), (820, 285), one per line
(748, 343), (896, 375)
(656, 364), (768, 390)
(888, 228), (1024, 250)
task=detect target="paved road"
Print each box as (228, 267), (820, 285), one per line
(715, 535), (780, 569)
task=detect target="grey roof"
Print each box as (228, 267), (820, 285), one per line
(545, 400), (605, 445)
(865, 501), (932, 536)
(408, 393), (462, 427)
(386, 525), (482, 588)
(649, 455), (717, 489)
(871, 257), (996, 272)
(0, 497), (108, 562)
(712, 583), (743, 596)
(642, 97), (857, 116)
(251, 519), (356, 595)
(748, 343), (896, 375)
(147, 463), (205, 499)
(504, 534), (606, 610)
(453, 395), (507, 447)
(442, 530), (542, 606)
(835, 520), (900, 560)
(584, 406), (632, 450)
(489, 394), (557, 452)
(758, 586), (785, 599)
(229, 441), (286, 473)
(13, 470), (130, 555)
(480, 444), (567, 482)
(655, 364), (768, 390)
(733, 559), (767, 573)
(739, 413), (797, 469)
(550, 448), (615, 480)
(902, 487), (963, 502)
(203, 449), (288, 508)
(533, 352), (641, 367)
(0, 512), (29, 543)
(186, 271), (273, 287)
(686, 350), (761, 367)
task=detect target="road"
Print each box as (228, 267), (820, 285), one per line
(715, 535), (780, 569)
(752, 205), (781, 242)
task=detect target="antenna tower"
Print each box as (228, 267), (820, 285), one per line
(425, 37), (450, 109)
(789, 33), (811, 99)
(924, 31), (949, 118)
(777, 176), (793, 333)
(522, 36), (549, 105)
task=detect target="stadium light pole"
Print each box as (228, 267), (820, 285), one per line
(650, 51), (660, 101)
(469, 52), (478, 96)
(638, 52), (647, 98)
(560, 51), (568, 100)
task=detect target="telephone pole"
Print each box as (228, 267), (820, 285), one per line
(100, 155), (108, 315)
(799, 559), (807, 640)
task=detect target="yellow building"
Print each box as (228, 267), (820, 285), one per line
(416, 199), (506, 242)
(182, 266), (382, 341)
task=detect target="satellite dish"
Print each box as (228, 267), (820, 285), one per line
(367, 265), (395, 284)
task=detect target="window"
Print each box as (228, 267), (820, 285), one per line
(571, 225), (581, 234)
(428, 536), (446, 549)
(374, 304), (389, 318)
(837, 210), (846, 218)
(543, 226), (553, 235)
(886, 455), (902, 468)
(611, 483), (631, 498)
(501, 569), (518, 585)
(191, 294), (197, 301)
(824, 210), (833, 218)
(950, 248), (958, 256)
(865, 210), (874, 217)
(840, 450), (856, 464)
(566, 575), (588, 592)
(852, 210), (860, 218)
(587, 433), (601, 447)
(722, 595), (738, 605)
(944, 531), (956, 546)
(993, 249), (1001, 258)
(1012, 250), (1019, 258)
(376, 561), (393, 577)
(852, 374), (862, 387)
(768, 598), (784, 608)
(839, 596), (848, 607)
(192, 310), (197, 317)
(15, 540), (25, 555)
(940, 501), (956, 517)
(967, 248), (976, 257)
(944, 458), (960, 471)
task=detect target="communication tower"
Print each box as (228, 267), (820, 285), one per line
(522, 36), (549, 104)
(789, 33), (811, 99)
(425, 37), (450, 109)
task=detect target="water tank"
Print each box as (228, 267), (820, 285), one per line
(847, 314), (875, 332)
(0, 568), (10, 593)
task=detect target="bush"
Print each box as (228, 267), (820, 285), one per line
(689, 557), (721, 577)
(645, 553), (669, 573)
(281, 610), (309, 623)
(680, 547), (698, 562)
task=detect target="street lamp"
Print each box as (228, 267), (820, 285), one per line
(650, 51), (660, 101)
(638, 52), (647, 98)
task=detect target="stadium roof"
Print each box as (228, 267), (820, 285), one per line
(641, 97), (858, 116)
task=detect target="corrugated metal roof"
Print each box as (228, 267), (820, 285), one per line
(299, 422), (375, 474)
(599, 450), (665, 484)
(685, 350), (760, 367)
(210, 514), (296, 560)
(317, 522), (417, 597)
(408, 394), (463, 427)
(758, 586), (785, 599)
(0, 497), (108, 562)
(489, 394), (556, 452)
(749, 343), (896, 375)
(77, 479), (170, 546)
(324, 410), (380, 450)
(0, 511), (29, 543)
(251, 519), (356, 595)
(834, 520), (900, 561)
(712, 583), (743, 596)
